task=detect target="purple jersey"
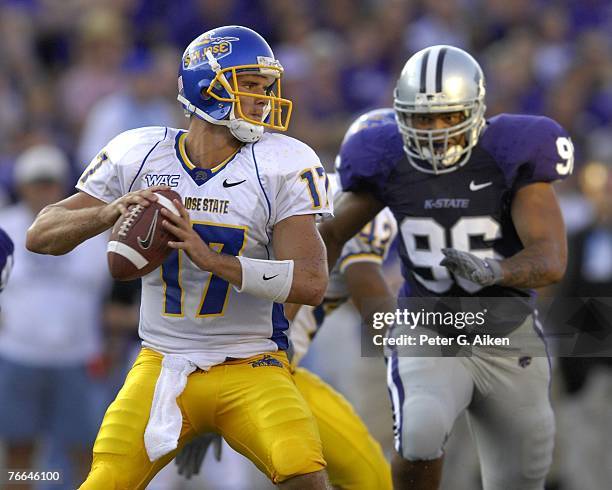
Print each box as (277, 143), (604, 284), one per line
(0, 227), (14, 292)
(337, 112), (573, 309)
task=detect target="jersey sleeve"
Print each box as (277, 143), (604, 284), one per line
(483, 115), (574, 190)
(0, 227), (14, 292)
(75, 127), (168, 203)
(515, 116), (574, 188)
(271, 136), (333, 224)
(336, 124), (403, 200)
(76, 148), (122, 203)
(338, 207), (397, 274)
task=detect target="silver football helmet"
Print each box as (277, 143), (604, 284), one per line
(394, 45), (486, 174)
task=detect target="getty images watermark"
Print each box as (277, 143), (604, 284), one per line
(360, 297), (612, 358)
(370, 307), (508, 348)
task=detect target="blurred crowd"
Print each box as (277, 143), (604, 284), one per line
(0, 0), (610, 191)
(0, 0), (611, 489)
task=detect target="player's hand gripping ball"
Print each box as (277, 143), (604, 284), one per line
(107, 189), (181, 280)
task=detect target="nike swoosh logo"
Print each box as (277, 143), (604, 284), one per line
(137, 209), (159, 250)
(469, 181), (493, 191)
(223, 179), (246, 188)
(263, 274), (279, 281)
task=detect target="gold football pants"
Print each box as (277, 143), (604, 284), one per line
(293, 367), (392, 489)
(79, 348), (325, 489)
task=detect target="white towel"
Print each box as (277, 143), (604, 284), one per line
(144, 354), (197, 461)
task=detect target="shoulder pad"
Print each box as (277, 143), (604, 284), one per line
(336, 121), (403, 198)
(254, 133), (322, 176)
(480, 114), (573, 187)
(104, 127), (170, 168)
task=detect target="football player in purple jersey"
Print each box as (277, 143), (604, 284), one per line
(0, 227), (14, 293)
(320, 46), (573, 490)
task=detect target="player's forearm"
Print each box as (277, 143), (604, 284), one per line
(286, 258), (328, 306)
(318, 191), (384, 270)
(208, 254), (327, 306)
(318, 223), (344, 273)
(208, 253), (243, 288)
(499, 240), (566, 288)
(326, 241), (344, 275)
(26, 204), (111, 255)
(283, 303), (302, 322)
(346, 262), (396, 326)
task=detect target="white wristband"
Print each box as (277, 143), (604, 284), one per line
(235, 256), (294, 303)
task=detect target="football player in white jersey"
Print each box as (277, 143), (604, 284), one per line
(27, 26), (333, 489)
(175, 175), (397, 488)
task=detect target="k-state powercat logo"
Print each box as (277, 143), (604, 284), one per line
(144, 174), (180, 187)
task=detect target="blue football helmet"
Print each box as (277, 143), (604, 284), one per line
(177, 25), (292, 143)
(0, 227), (14, 292)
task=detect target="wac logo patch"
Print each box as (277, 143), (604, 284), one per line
(144, 174), (180, 187)
(184, 36), (239, 68)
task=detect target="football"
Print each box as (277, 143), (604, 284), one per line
(107, 189), (181, 281)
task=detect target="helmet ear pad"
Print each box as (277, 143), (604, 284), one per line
(197, 78), (232, 120)
(197, 79), (213, 100)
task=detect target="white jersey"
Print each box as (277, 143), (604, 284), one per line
(290, 177), (397, 362)
(77, 126), (332, 365)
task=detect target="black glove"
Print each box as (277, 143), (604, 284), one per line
(440, 248), (503, 286)
(175, 433), (223, 479)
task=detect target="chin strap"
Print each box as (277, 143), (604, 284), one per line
(204, 50), (222, 73)
(227, 105), (264, 143)
(177, 93), (264, 143)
